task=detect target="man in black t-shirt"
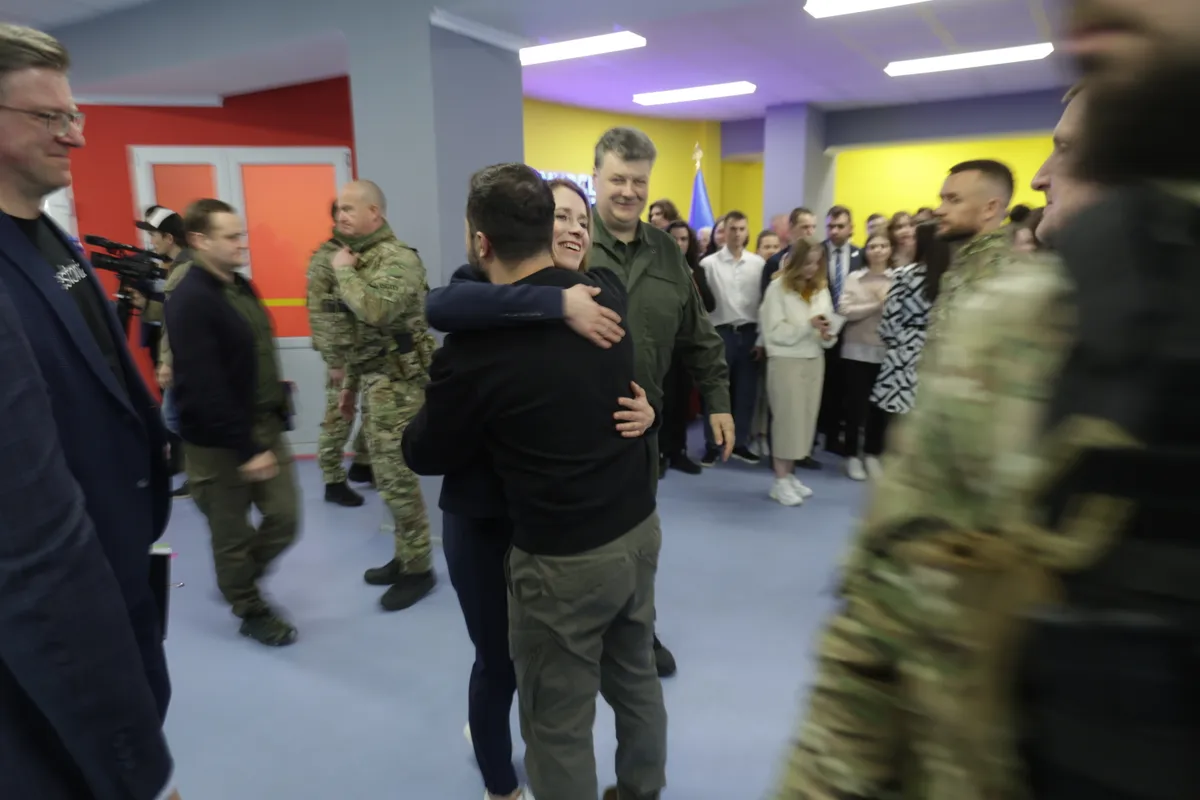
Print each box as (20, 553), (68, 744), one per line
(403, 164), (667, 800)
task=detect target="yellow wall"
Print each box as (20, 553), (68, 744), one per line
(833, 134), (1052, 226)
(523, 99), (722, 224)
(720, 161), (764, 238)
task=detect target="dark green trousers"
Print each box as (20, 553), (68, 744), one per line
(185, 425), (300, 618)
(507, 512), (667, 800)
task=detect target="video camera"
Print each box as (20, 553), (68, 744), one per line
(84, 235), (168, 330)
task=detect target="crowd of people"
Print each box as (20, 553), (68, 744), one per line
(2, 0), (1198, 797)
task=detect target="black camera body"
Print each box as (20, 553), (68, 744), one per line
(84, 235), (168, 330)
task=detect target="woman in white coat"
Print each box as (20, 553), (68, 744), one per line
(757, 238), (839, 506)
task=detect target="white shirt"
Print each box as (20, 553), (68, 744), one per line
(701, 246), (766, 327)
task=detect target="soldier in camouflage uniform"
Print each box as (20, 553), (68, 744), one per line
(330, 180), (438, 612)
(771, 159), (1077, 799)
(305, 200), (371, 508)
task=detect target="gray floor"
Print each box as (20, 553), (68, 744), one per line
(160, 433), (866, 798)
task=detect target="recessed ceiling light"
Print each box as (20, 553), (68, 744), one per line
(885, 43), (1055, 76)
(633, 81), (757, 106)
(805, 0), (933, 18)
(519, 31), (646, 66)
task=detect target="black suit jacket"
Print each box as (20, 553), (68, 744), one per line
(0, 214), (173, 800)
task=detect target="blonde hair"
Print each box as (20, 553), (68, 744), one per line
(547, 178), (591, 271)
(776, 237), (826, 299)
(0, 24), (69, 97)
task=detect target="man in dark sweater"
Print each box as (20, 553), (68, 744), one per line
(403, 164), (666, 800)
(166, 199), (300, 648)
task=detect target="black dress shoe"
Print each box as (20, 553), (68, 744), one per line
(796, 456), (822, 470)
(700, 446), (720, 467)
(325, 481), (364, 507)
(669, 453), (703, 475)
(653, 635), (677, 678)
(380, 571), (436, 611)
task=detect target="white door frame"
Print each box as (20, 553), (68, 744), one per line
(129, 146), (354, 274)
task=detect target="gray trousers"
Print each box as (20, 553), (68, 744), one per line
(507, 512), (667, 800)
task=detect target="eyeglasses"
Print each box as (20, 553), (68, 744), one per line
(0, 105), (85, 136)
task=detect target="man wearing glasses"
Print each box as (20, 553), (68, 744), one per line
(0, 24), (181, 800)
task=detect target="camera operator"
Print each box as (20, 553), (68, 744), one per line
(133, 205), (189, 367)
(0, 23), (180, 800)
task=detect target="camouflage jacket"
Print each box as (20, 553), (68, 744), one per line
(772, 236), (1078, 800)
(305, 234), (349, 369)
(332, 222), (436, 391)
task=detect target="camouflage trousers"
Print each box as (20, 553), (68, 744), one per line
(317, 383), (370, 484)
(361, 372), (431, 573)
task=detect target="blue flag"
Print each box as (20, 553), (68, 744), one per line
(689, 168), (715, 231)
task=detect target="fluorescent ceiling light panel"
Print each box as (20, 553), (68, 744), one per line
(805, 0), (932, 18)
(885, 43), (1055, 76)
(520, 31), (646, 66)
(633, 81), (757, 106)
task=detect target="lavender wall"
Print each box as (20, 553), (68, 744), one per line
(722, 88), (1067, 156)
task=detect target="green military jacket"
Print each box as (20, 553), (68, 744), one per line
(305, 234), (350, 369)
(332, 222), (436, 391)
(157, 256), (194, 369)
(588, 214), (730, 415)
(772, 232), (1078, 800)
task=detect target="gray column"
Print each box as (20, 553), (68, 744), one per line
(345, 16), (524, 288)
(762, 103), (835, 221)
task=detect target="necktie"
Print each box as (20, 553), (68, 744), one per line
(832, 247), (844, 302)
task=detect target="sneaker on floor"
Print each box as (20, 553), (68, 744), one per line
(846, 457), (867, 481)
(239, 610), (297, 647)
(731, 445), (761, 465)
(487, 790), (534, 800)
(796, 456), (822, 471)
(770, 477), (804, 506)
(653, 635), (677, 678)
(864, 455), (884, 480)
(324, 481), (364, 507)
(380, 570), (436, 611)
(699, 446), (721, 468)
(347, 462), (374, 485)
(786, 474), (814, 499)
(171, 481), (190, 499)
(464, 722), (472, 746)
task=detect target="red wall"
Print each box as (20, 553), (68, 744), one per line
(72, 77), (354, 393)
(74, 76), (354, 249)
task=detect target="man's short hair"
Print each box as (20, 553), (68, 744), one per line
(330, 199), (338, 220)
(0, 24), (68, 97)
(724, 210), (748, 224)
(788, 207), (813, 226)
(949, 159), (1015, 204)
(467, 164), (555, 263)
(867, 212), (886, 223)
(594, 127), (658, 170)
(183, 199), (237, 237)
(826, 205), (852, 221)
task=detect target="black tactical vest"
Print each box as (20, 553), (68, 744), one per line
(1020, 187), (1200, 800)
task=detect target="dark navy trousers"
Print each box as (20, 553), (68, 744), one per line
(443, 512), (519, 796)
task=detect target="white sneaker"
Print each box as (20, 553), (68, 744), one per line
(770, 477), (804, 506)
(787, 474), (814, 498)
(864, 455), (884, 480)
(464, 721), (472, 746)
(846, 457), (867, 481)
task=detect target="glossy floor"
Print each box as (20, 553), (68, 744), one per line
(160, 432), (866, 798)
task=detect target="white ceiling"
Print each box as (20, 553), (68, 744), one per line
(5, 0), (154, 28)
(43, 0), (1072, 117)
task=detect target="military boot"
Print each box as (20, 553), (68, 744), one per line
(324, 481), (364, 507)
(364, 558), (403, 585)
(347, 463), (374, 485)
(380, 571), (436, 612)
